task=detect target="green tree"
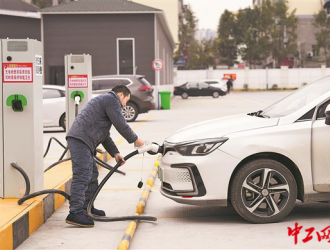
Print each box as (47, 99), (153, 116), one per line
(174, 5), (197, 69)
(264, 0), (298, 68)
(189, 39), (215, 69)
(313, 10), (330, 67)
(234, 7), (271, 68)
(216, 10), (237, 68)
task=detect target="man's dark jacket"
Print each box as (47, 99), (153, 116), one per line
(66, 91), (137, 156)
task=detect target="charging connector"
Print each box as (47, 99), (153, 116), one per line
(74, 95), (81, 106)
(136, 141), (161, 154)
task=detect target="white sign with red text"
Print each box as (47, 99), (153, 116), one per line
(68, 75), (88, 88)
(3, 63), (33, 83)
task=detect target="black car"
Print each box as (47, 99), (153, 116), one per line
(92, 75), (156, 122)
(174, 81), (226, 99)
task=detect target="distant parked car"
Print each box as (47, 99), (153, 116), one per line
(174, 81), (226, 99)
(92, 75), (156, 122)
(42, 85), (66, 130)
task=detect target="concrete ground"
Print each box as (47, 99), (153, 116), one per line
(19, 91), (330, 249)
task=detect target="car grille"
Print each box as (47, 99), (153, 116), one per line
(177, 171), (192, 182)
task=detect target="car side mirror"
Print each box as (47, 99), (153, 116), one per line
(325, 104), (330, 125)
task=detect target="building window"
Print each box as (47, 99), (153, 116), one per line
(117, 38), (135, 75)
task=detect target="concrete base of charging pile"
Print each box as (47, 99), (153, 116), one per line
(0, 149), (110, 250)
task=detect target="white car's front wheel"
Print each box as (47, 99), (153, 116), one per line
(230, 159), (297, 223)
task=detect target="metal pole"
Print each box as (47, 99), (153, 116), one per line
(157, 70), (160, 110)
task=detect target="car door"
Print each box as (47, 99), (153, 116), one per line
(311, 98), (330, 192)
(187, 82), (199, 96)
(198, 82), (212, 96)
(43, 88), (65, 127)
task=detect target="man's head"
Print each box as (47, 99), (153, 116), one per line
(112, 85), (131, 107)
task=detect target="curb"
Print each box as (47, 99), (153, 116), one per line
(0, 149), (109, 250)
(136, 160), (160, 214)
(117, 213), (139, 250)
(118, 156), (161, 250)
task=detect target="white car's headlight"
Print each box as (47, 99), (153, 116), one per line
(173, 137), (228, 156)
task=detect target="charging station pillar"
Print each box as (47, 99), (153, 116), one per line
(0, 39), (43, 198)
(64, 54), (92, 132)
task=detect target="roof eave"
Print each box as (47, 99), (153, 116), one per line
(0, 9), (40, 19)
(40, 11), (162, 15)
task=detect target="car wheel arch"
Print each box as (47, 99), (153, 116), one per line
(227, 152), (304, 204)
(59, 113), (66, 131)
(127, 100), (139, 113)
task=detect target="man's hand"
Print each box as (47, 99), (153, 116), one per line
(114, 153), (125, 166)
(134, 138), (144, 148)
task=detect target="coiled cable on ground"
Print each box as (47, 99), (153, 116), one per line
(86, 150), (157, 222)
(15, 149), (157, 222)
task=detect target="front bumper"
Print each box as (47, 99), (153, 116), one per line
(158, 148), (240, 206)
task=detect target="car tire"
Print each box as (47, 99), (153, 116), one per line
(59, 113), (66, 131)
(122, 102), (138, 122)
(181, 92), (188, 99)
(230, 159), (297, 224)
(212, 92), (220, 98)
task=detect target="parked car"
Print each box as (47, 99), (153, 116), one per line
(42, 85), (66, 130)
(201, 79), (227, 93)
(174, 81), (226, 99)
(159, 76), (330, 223)
(92, 75), (156, 122)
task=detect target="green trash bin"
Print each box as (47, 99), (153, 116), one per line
(159, 91), (171, 110)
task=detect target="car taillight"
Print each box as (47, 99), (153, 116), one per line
(174, 87), (178, 91)
(139, 85), (152, 91)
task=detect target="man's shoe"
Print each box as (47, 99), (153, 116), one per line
(83, 206), (106, 217)
(65, 210), (94, 227)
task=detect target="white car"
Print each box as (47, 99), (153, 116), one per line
(201, 79), (227, 93)
(42, 85), (66, 130)
(159, 75), (330, 223)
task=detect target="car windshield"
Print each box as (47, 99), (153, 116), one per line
(261, 76), (330, 118)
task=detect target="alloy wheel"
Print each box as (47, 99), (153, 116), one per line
(241, 168), (290, 217)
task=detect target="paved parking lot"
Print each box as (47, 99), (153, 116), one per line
(20, 91), (330, 249)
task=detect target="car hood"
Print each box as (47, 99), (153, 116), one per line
(165, 114), (279, 143)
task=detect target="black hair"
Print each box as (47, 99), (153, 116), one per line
(112, 85), (131, 97)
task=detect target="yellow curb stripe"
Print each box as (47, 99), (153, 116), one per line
(0, 224), (13, 250)
(29, 201), (44, 236)
(54, 184), (66, 211)
(136, 185), (152, 214)
(117, 213), (139, 250)
(147, 166), (158, 187)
